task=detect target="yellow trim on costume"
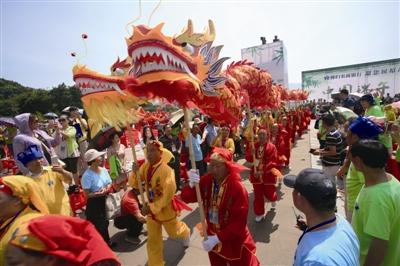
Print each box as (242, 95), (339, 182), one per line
(9, 220), (47, 252)
(210, 153), (226, 163)
(211, 243), (257, 261)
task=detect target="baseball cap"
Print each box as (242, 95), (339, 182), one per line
(349, 116), (383, 139)
(17, 145), (43, 166)
(84, 149), (105, 162)
(283, 168), (337, 211)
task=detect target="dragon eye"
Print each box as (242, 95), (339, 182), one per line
(181, 42), (195, 55)
(113, 68), (125, 76)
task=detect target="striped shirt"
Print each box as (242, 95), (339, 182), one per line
(322, 129), (347, 166)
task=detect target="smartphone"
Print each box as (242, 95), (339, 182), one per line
(51, 155), (59, 166)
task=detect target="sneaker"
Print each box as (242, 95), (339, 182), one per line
(124, 235), (142, 245)
(271, 202), (277, 209)
(255, 215), (264, 222)
(182, 235), (190, 248)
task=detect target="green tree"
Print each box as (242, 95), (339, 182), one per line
(0, 78), (82, 116)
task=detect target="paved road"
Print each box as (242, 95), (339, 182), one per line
(109, 127), (319, 266)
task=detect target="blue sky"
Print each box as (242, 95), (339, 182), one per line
(1, 0), (399, 89)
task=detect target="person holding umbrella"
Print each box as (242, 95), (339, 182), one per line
(44, 112), (58, 136)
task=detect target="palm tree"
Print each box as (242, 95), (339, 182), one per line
(302, 76), (320, 90)
(322, 86), (334, 99)
(272, 47), (284, 65)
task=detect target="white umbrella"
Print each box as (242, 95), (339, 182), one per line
(333, 106), (358, 120)
(169, 109), (185, 126)
(62, 106), (84, 115)
(44, 112), (58, 119)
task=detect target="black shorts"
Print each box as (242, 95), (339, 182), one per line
(63, 157), (79, 173)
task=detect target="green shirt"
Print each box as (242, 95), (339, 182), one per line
(396, 147), (400, 162)
(365, 105), (384, 117)
(352, 176), (400, 266)
(5, 127), (17, 145)
(365, 105), (392, 149)
(63, 126), (79, 157)
(346, 163), (365, 212)
(319, 124), (327, 141)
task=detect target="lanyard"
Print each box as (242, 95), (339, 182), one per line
(212, 178), (220, 202)
(146, 164), (161, 201)
(297, 216), (336, 245)
(146, 164), (161, 183)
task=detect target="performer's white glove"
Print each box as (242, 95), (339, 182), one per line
(202, 235), (220, 252)
(188, 169), (200, 188)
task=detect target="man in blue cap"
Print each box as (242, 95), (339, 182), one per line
(18, 145), (73, 215)
(336, 116), (383, 221)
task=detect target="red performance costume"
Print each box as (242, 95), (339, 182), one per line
(279, 118), (292, 167)
(245, 131), (279, 218)
(7, 215), (120, 266)
(271, 124), (289, 169)
(181, 148), (260, 266)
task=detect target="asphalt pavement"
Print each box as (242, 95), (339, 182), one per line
(108, 125), (341, 266)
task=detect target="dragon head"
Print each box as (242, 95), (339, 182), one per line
(72, 57), (143, 128)
(125, 20), (229, 100)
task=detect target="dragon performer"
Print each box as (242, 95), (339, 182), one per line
(72, 20), (281, 128)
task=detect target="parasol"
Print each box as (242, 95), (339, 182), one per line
(333, 106), (358, 120)
(0, 117), (16, 126)
(88, 126), (125, 151)
(44, 112), (58, 119)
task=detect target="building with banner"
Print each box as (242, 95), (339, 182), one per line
(302, 58), (400, 100)
(241, 39), (289, 87)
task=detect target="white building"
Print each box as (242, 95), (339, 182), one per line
(302, 58), (400, 100)
(241, 38), (289, 88)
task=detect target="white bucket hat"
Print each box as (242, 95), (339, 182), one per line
(84, 149), (105, 162)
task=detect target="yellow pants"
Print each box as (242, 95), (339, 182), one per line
(147, 216), (190, 266)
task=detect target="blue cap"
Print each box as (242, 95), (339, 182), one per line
(17, 145), (43, 166)
(349, 116), (383, 139)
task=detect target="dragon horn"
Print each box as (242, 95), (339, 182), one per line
(176, 19), (193, 40)
(186, 19), (193, 35)
(204, 20), (216, 42)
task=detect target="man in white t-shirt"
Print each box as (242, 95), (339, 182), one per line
(284, 168), (360, 265)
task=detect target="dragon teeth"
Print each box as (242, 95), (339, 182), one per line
(130, 46), (195, 77)
(74, 78), (121, 96)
